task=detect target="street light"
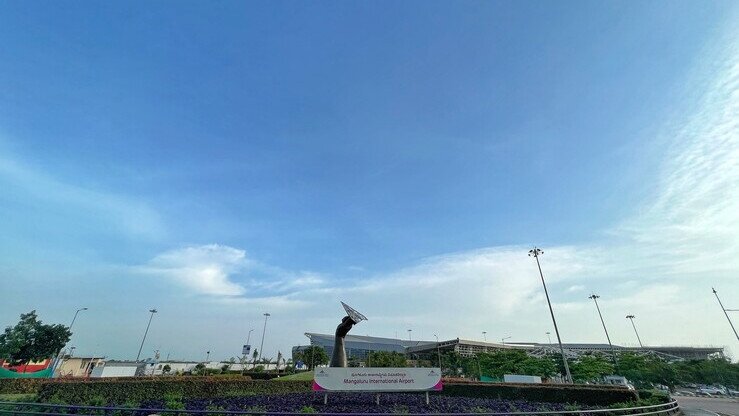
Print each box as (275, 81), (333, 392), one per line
(588, 294), (618, 367)
(407, 329), (412, 341)
(70, 308), (88, 331)
(712, 288), (739, 341)
(546, 332), (552, 344)
(258, 313), (270, 363)
(625, 315), (643, 348)
(501, 336), (511, 344)
(482, 331), (487, 342)
(529, 247), (573, 383)
(206, 351), (210, 362)
(433, 334), (442, 372)
(50, 307), (89, 378)
(136, 309), (158, 361)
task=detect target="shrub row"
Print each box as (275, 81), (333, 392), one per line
(36, 378), (312, 404)
(0, 378), (48, 394)
(4, 377), (639, 407)
(440, 382), (639, 406)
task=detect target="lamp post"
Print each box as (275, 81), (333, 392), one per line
(546, 332), (552, 344)
(50, 307), (88, 378)
(136, 309), (158, 361)
(625, 315), (643, 348)
(482, 331), (487, 342)
(501, 336), (511, 344)
(712, 288), (739, 341)
(258, 313), (270, 363)
(588, 294), (618, 367)
(407, 329), (412, 341)
(70, 307), (88, 331)
(433, 334), (442, 371)
(529, 247), (572, 383)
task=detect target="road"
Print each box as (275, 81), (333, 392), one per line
(676, 396), (738, 416)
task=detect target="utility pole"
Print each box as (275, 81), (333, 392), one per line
(433, 334), (442, 371)
(258, 313), (270, 362)
(625, 315), (643, 348)
(137, 309), (158, 361)
(712, 288), (739, 341)
(588, 294), (618, 367)
(529, 247), (572, 383)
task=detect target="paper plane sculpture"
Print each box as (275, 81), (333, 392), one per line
(341, 301), (367, 323)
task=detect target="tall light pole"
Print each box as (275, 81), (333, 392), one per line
(69, 307), (88, 331)
(258, 313), (270, 362)
(529, 247), (572, 383)
(625, 315), (643, 348)
(51, 307), (88, 378)
(407, 329), (412, 341)
(433, 334), (442, 372)
(588, 294), (618, 367)
(136, 309), (158, 361)
(482, 331), (487, 342)
(712, 288), (739, 341)
(546, 332), (552, 344)
(501, 336), (511, 344)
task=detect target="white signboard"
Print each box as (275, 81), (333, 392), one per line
(313, 367), (442, 392)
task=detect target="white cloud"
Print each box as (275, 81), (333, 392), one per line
(141, 244), (248, 296)
(567, 285), (585, 293)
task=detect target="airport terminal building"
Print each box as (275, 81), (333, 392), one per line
(293, 334), (724, 364)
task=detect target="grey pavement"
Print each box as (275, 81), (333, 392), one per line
(676, 396), (738, 416)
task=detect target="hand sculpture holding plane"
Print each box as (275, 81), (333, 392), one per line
(329, 302), (367, 367)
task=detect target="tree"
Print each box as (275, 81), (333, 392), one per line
(0, 311), (72, 367)
(569, 354), (614, 382)
(162, 364), (171, 374)
(368, 351), (407, 367)
(294, 346), (329, 369)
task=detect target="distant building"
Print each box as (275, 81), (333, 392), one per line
(90, 361), (146, 378)
(294, 335), (725, 364)
(294, 333), (434, 363)
(55, 356), (105, 377)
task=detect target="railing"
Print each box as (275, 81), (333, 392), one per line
(0, 400), (680, 416)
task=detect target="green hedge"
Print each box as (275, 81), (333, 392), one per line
(0, 379), (48, 395)
(4, 377), (638, 407)
(440, 382), (638, 406)
(36, 378), (311, 404)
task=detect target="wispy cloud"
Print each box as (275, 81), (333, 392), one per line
(0, 154), (164, 239)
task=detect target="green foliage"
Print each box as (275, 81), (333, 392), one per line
(569, 354), (615, 382)
(299, 405), (317, 413)
(162, 364), (171, 374)
(368, 351), (407, 367)
(35, 378), (311, 404)
(0, 393), (36, 402)
(293, 346), (329, 370)
(0, 311), (72, 366)
(441, 382), (638, 405)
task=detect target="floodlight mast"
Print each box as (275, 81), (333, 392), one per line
(712, 288), (739, 341)
(529, 247), (572, 383)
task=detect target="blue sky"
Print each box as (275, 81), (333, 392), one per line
(1, 1), (738, 362)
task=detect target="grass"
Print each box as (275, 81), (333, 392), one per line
(0, 393), (37, 402)
(274, 371), (313, 381)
